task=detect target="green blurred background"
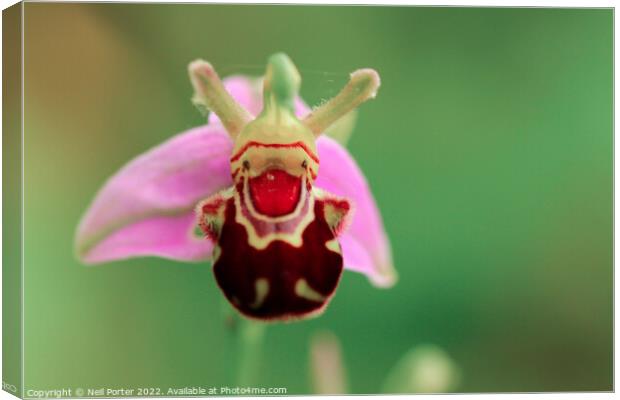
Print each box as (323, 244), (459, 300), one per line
(20, 3), (612, 394)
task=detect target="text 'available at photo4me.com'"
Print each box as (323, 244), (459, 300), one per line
(22, 386), (288, 398)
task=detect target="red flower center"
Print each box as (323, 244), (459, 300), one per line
(248, 169), (302, 217)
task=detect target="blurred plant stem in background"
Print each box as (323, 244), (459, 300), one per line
(309, 331), (459, 394)
(382, 344), (460, 394)
(309, 331), (348, 394)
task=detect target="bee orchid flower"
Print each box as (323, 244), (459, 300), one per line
(75, 53), (396, 321)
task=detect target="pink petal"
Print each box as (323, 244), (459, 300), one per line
(208, 76), (310, 124)
(294, 97), (311, 118)
(315, 136), (397, 287)
(75, 124), (234, 265)
(83, 214), (210, 264)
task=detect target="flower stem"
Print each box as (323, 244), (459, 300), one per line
(221, 299), (266, 387)
(234, 319), (266, 387)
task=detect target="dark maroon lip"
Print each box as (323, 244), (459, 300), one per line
(248, 169), (302, 217)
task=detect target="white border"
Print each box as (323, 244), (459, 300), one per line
(0, 2), (616, 400)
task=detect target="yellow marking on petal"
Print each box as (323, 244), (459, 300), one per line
(323, 200), (350, 234)
(250, 278), (269, 309)
(325, 239), (341, 254)
(235, 182), (315, 250)
(196, 189), (232, 239)
(295, 279), (326, 302)
(212, 244), (222, 263)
